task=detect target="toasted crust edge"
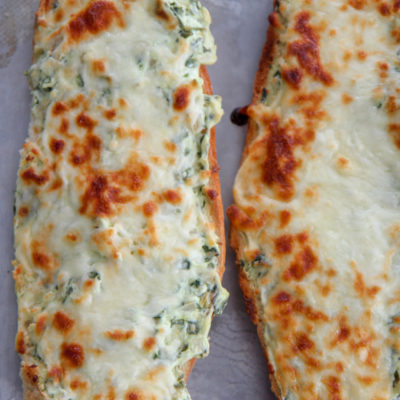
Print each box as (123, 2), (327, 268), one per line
(19, 6), (225, 398)
(228, 9), (284, 400)
(183, 65), (226, 381)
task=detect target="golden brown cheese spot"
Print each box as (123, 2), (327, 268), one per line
(386, 95), (398, 113)
(275, 235), (294, 254)
(79, 163), (150, 217)
(323, 376), (342, 399)
(274, 291), (292, 304)
(65, 230), (80, 243)
(53, 311), (75, 334)
(341, 94), (354, 104)
(354, 272), (381, 298)
(125, 390), (142, 400)
(48, 365), (63, 382)
(59, 119), (70, 134)
(279, 210), (292, 228)
(378, 2), (392, 15)
(18, 206), (29, 217)
(50, 138), (65, 154)
(143, 337), (156, 351)
(262, 117), (299, 201)
(163, 189), (182, 205)
(70, 133), (102, 165)
(173, 85), (191, 111)
(52, 101), (68, 116)
(288, 12), (334, 86)
(389, 123), (400, 149)
(293, 332), (314, 352)
(76, 112), (97, 131)
(349, 0), (366, 9)
(16, 331), (25, 354)
(282, 67), (303, 89)
(31, 240), (57, 271)
(92, 59), (106, 74)
(357, 50), (368, 60)
(377, 61), (389, 79)
(70, 378), (88, 391)
(22, 364), (39, 385)
(154, 0), (175, 26)
(60, 342), (85, 369)
(164, 140), (177, 152)
(104, 109), (117, 120)
(283, 246), (318, 281)
(68, 1), (124, 42)
(105, 330), (135, 341)
(227, 205), (266, 231)
(36, 314), (47, 335)
(21, 167), (49, 186)
(143, 201), (158, 217)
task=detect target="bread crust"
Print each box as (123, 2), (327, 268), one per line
(228, 7), (284, 400)
(20, 3), (225, 398)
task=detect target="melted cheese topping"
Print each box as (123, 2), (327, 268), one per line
(14, 1), (227, 399)
(229, 1), (400, 399)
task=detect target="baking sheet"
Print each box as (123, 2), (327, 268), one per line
(0, 1), (274, 399)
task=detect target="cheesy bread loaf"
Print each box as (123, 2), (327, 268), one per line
(228, 1), (400, 399)
(13, 1), (227, 399)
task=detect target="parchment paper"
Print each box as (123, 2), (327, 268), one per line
(0, 1), (274, 399)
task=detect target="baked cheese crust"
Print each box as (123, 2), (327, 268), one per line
(228, 0), (400, 399)
(13, 1), (228, 399)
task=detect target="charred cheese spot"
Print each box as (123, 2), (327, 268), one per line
(143, 337), (156, 351)
(282, 67), (303, 89)
(173, 85), (191, 111)
(50, 138), (65, 154)
(21, 167), (49, 186)
(16, 331), (25, 354)
(60, 342), (85, 369)
(288, 12), (334, 86)
(68, 1), (124, 42)
(53, 311), (75, 334)
(105, 330), (135, 341)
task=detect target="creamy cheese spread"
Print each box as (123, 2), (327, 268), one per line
(229, 0), (400, 399)
(14, 1), (227, 399)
